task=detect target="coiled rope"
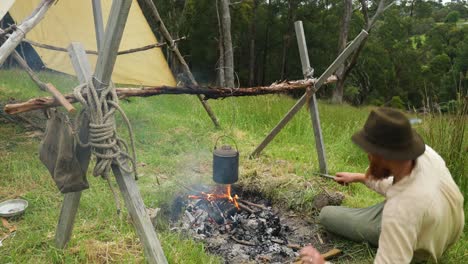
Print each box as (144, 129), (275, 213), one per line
(72, 78), (138, 214)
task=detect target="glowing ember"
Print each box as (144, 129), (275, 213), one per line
(188, 184), (240, 209)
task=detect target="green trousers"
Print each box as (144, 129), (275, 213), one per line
(318, 202), (385, 247)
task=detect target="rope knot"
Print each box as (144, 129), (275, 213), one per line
(73, 78), (138, 180)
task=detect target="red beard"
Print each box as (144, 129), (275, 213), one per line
(366, 157), (392, 180)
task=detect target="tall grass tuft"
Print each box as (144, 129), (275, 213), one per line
(419, 95), (468, 203)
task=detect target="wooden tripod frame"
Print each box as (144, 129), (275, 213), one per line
(250, 25), (368, 174)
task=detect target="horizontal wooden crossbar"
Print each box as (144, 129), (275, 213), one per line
(3, 76), (337, 115)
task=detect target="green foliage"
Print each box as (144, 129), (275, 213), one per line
(429, 53), (451, 75)
(389, 96), (405, 109)
(125, 1), (468, 107)
(418, 96), (468, 204)
(446, 11), (461, 23)
(344, 85), (360, 104)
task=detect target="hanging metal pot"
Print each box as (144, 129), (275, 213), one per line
(213, 136), (239, 184)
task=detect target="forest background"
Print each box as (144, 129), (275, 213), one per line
(153, 0), (468, 109)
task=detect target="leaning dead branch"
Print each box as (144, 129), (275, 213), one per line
(3, 76), (337, 115)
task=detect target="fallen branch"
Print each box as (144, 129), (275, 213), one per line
(3, 76), (337, 115)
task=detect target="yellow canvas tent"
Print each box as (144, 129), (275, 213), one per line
(1, 0), (176, 86)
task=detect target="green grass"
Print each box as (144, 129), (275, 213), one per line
(0, 69), (466, 263)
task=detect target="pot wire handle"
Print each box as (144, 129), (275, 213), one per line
(214, 135), (239, 151)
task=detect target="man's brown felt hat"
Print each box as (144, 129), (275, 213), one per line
(352, 107), (425, 160)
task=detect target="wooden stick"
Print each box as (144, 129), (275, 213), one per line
(3, 77), (337, 115)
(287, 243), (302, 250)
(0, 0), (54, 66)
(271, 238), (285, 244)
(238, 203), (255, 214)
(20, 37), (186, 55)
(44, 83), (76, 113)
(322, 248), (342, 260)
(230, 236), (257, 246)
(238, 199), (268, 210)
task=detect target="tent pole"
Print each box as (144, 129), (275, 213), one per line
(92, 0), (105, 51)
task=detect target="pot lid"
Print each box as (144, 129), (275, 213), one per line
(214, 145), (238, 157)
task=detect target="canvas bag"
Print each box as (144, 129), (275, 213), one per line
(39, 109), (91, 193)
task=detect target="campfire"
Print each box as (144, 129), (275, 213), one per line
(169, 141), (331, 263)
(171, 184), (323, 263)
(188, 184), (240, 210)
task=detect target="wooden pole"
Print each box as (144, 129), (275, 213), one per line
(250, 30), (368, 158)
(92, 0), (105, 51)
(294, 20), (327, 173)
(3, 77), (339, 115)
(54, 42), (94, 250)
(139, 0), (221, 128)
(91, 0), (168, 262)
(55, 192), (82, 248)
(0, 0), (54, 66)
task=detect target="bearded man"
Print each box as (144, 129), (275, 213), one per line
(300, 107), (464, 264)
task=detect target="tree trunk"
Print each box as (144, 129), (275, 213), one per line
(218, 39), (226, 87)
(331, 0), (353, 104)
(261, 0), (272, 85)
(248, 0), (258, 86)
(220, 0), (235, 87)
(280, 0), (299, 80)
(280, 0), (294, 80)
(216, 0), (225, 87)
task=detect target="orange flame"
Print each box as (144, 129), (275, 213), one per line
(188, 184), (239, 209)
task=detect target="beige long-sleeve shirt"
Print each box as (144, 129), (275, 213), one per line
(365, 145), (464, 263)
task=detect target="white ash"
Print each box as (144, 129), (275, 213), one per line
(172, 197), (317, 264)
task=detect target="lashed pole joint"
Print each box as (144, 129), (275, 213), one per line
(87, 0), (168, 263)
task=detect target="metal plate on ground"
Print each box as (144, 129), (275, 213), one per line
(0, 199), (28, 217)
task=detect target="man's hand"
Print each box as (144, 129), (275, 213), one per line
(334, 172), (366, 185)
(299, 245), (325, 264)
